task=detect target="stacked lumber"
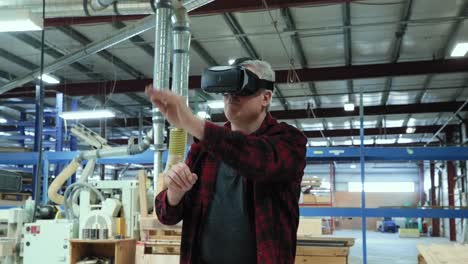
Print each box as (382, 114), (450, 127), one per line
(417, 244), (468, 264)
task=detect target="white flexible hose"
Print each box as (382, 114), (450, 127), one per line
(48, 158), (81, 205)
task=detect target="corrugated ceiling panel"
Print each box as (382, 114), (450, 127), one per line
(392, 75), (427, 91)
(399, 23), (452, 61)
(291, 5), (342, 29)
(411, 0), (461, 20)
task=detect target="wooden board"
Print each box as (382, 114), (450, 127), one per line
(138, 170), (148, 218)
(417, 244), (468, 264)
(135, 241), (180, 264)
(297, 236), (355, 247)
(295, 256), (347, 264)
(70, 239), (135, 264)
(296, 246), (348, 257)
(298, 218), (322, 236)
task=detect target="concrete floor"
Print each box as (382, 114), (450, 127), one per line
(329, 230), (455, 264)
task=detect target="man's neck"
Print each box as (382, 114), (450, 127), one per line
(231, 112), (267, 134)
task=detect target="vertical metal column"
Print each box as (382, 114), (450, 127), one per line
(19, 112), (26, 148)
(359, 86), (367, 264)
(67, 99), (78, 185)
(430, 161), (440, 237)
(418, 161), (426, 205)
(446, 128), (457, 241)
(54, 93), (64, 177)
(152, 0), (172, 191)
(55, 93), (64, 154)
(33, 83), (45, 205)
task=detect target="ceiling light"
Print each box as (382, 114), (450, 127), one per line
(196, 111), (210, 119)
(207, 100), (224, 109)
(59, 110), (115, 120)
(0, 9), (43, 32)
(451, 43), (468, 57)
(38, 74), (60, 84)
(406, 127), (416, 134)
(350, 164), (357, 169)
(344, 103), (355, 112)
(228, 58), (236, 65)
(0, 118), (7, 124)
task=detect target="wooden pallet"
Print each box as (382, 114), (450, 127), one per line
(417, 244), (468, 264)
(295, 236), (354, 264)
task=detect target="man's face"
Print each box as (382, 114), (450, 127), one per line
(223, 88), (272, 124)
(222, 65), (272, 124)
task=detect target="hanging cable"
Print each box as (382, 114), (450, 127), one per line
(260, 0), (329, 144)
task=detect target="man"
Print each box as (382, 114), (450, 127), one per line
(148, 59), (307, 264)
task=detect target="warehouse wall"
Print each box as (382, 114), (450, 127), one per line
(333, 192), (419, 230)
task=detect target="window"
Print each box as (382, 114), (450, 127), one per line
(348, 182), (415, 192)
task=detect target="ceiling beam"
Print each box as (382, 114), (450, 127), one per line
(301, 124), (451, 138)
(6, 58), (468, 98)
(58, 26), (145, 79)
(72, 101), (468, 127)
(12, 32), (105, 80)
(415, 1), (468, 104)
(111, 21), (154, 57)
(44, 0), (355, 27)
(222, 13), (259, 59)
(381, 0), (413, 106)
(102, 124), (455, 144)
(191, 37), (219, 66)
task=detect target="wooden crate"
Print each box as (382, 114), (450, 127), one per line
(70, 239), (135, 264)
(295, 237), (354, 264)
(135, 241), (180, 264)
(417, 244), (468, 264)
(298, 218), (322, 236)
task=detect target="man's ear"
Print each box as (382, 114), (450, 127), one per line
(262, 90), (273, 106)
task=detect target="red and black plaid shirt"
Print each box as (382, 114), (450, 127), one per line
(155, 113), (307, 264)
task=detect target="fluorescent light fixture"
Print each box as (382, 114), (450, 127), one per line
(344, 103), (355, 112)
(450, 43), (468, 57)
(0, 132), (11, 136)
(0, 9), (43, 32)
(350, 164), (357, 169)
(196, 111), (210, 119)
(228, 58), (236, 65)
(406, 127), (416, 134)
(60, 110), (115, 120)
(207, 100), (224, 109)
(0, 118), (7, 124)
(376, 138), (395, 144)
(25, 131), (34, 136)
(38, 74), (60, 84)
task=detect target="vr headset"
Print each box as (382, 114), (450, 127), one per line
(201, 58), (274, 96)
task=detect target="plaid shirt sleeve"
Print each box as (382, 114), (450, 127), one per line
(154, 145), (200, 225)
(199, 120), (307, 182)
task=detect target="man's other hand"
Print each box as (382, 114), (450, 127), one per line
(165, 162), (198, 206)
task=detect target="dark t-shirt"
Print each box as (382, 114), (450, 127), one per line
(200, 162), (256, 264)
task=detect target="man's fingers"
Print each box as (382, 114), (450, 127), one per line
(190, 173), (198, 184)
(172, 169), (191, 190)
(166, 171), (184, 190)
(175, 163), (192, 187)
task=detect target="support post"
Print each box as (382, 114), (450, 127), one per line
(430, 161), (440, 237)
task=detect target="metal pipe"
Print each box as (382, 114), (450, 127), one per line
(425, 99), (468, 146)
(152, 0), (173, 192)
(0, 14), (157, 95)
(0, 0), (214, 17)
